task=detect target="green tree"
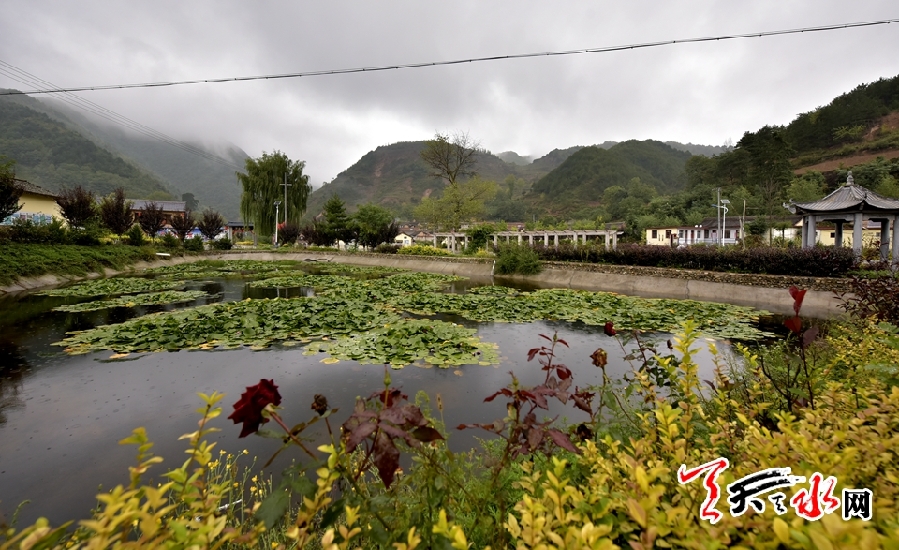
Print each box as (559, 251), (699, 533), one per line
(354, 203), (398, 249)
(875, 175), (899, 199)
(319, 194), (356, 246)
(0, 157), (22, 221)
(414, 177), (497, 231)
(238, 151), (311, 239)
(785, 172), (826, 202)
(99, 187), (134, 238)
(182, 192), (199, 211)
(736, 126), (794, 214)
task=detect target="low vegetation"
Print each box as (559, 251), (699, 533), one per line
(0, 243), (159, 287)
(5, 278), (899, 548)
(532, 242), (858, 277)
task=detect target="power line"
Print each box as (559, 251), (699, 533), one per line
(0, 61), (244, 171)
(0, 18), (896, 97)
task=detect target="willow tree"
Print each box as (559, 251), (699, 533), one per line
(237, 151), (311, 239)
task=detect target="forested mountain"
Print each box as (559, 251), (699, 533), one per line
(0, 90), (249, 218)
(305, 141), (543, 219)
(37, 98), (248, 219)
(528, 140), (691, 214)
(0, 91), (175, 199)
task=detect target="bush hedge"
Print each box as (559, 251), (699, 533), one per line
(396, 244), (453, 257)
(532, 243), (858, 277)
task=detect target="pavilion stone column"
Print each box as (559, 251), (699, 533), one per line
(833, 221), (844, 248)
(528, 234), (533, 246)
(604, 232), (610, 251)
(806, 215), (818, 248)
(493, 234), (498, 247)
(876, 218), (890, 261)
(517, 234), (522, 245)
(892, 216), (899, 266)
(612, 232), (617, 250)
(801, 216), (808, 248)
(553, 234), (559, 248)
(853, 212), (864, 257)
(433, 235), (437, 247)
(544, 231), (549, 246)
(464, 235), (469, 251)
(572, 233), (577, 248)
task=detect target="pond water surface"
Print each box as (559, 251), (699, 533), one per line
(0, 270), (750, 528)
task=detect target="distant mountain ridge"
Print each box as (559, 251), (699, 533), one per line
(0, 90), (249, 219)
(0, 91), (175, 200)
(305, 138), (722, 218)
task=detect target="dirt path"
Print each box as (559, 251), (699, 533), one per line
(794, 149), (899, 175)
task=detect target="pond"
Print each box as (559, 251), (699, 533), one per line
(0, 260), (773, 528)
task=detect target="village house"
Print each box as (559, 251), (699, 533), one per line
(393, 231), (414, 247)
(1, 180), (62, 225)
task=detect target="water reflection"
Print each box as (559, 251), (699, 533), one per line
(0, 341), (27, 425)
(0, 271), (747, 528)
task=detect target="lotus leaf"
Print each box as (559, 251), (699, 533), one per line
(57, 296), (400, 354)
(37, 277), (184, 297)
(51, 290), (210, 313)
(305, 319), (499, 368)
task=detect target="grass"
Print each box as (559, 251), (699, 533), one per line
(0, 243), (170, 287)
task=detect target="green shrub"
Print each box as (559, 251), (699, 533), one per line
(396, 244), (453, 256)
(495, 243), (542, 275)
(160, 233), (180, 250)
(210, 237), (233, 250)
(3, 218), (70, 244)
(125, 224), (145, 246)
(374, 243), (400, 254)
(7, 320), (899, 549)
(183, 235), (204, 252)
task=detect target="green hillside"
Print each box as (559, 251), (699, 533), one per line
(529, 140), (691, 212)
(39, 99), (248, 219)
(0, 92), (175, 199)
(784, 74), (899, 158)
(305, 141), (590, 219)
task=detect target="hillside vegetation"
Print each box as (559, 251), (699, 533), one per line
(304, 141), (580, 219)
(40, 99), (249, 219)
(0, 92), (174, 199)
(528, 140), (691, 215)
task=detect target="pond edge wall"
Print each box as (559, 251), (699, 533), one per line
(0, 251), (848, 318)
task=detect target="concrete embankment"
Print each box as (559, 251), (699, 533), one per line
(1, 250), (849, 318)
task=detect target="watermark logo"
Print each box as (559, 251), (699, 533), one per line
(678, 458), (872, 523)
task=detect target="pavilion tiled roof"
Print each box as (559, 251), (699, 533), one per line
(787, 173), (899, 214)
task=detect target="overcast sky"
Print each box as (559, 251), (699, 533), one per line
(2, 1), (898, 187)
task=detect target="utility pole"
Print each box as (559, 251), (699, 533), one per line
(274, 201), (281, 246)
(716, 187), (721, 246)
(280, 173), (292, 225)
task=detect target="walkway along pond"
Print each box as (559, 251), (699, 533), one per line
(0, 257), (835, 527)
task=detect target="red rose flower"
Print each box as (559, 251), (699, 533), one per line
(604, 322), (617, 336)
(788, 286), (807, 316)
(229, 379), (282, 438)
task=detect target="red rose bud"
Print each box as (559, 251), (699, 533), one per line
(788, 286), (807, 316)
(604, 322), (617, 336)
(229, 379), (282, 438)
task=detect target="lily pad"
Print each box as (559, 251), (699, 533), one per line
(52, 290), (209, 313)
(305, 319), (499, 368)
(37, 277), (184, 297)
